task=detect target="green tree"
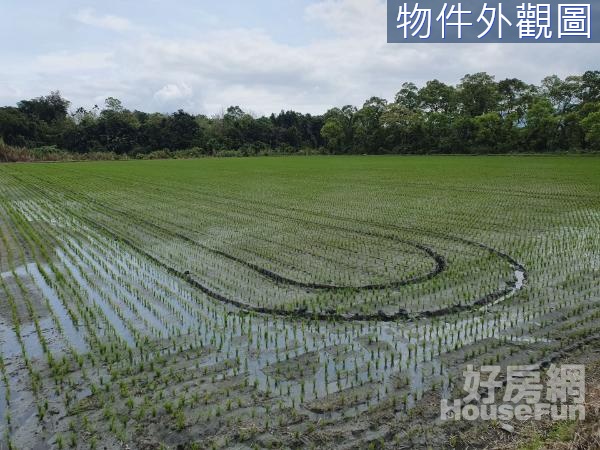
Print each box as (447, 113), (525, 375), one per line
(394, 82), (420, 111)
(581, 110), (600, 150)
(166, 110), (201, 150)
(321, 118), (345, 153)
(380, 103), (424, 153)
(17, 91), (70, 123)
(472, 113), (504, 153)
(0, 107), (37, 146)
(97, 98), (140, 153)
(541, 75), (582, 114)
(525, 98), (559, 152)
(418, 80), (456, 114)
(458, 72), (499, 117)
(580, 71), (600, 103)
(353, 97), (387, 153)
(321, 106), (356, 153)
(497, 78), (535, 122)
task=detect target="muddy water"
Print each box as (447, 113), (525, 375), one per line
(482, 267), (526, 309)
(56, 249), (136, 346)
(28, 263), (88, 354)
(0, 194), (537, 430)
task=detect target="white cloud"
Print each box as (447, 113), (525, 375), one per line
(153, 83), (193, 102)
(72, 8), (134, 32)
(305, 0), (384, 37)
(34, 51), (115, 73)
(2, 0), (599, 115)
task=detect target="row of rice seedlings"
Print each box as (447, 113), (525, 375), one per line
(19, 190), (224, 347)
(49, 168), (434, 288)
(27, 171), (440, 290)
(28, 167), (536, 424)
(21, 174), (548, 428)
(1, 182), (141, 358)
(11, 167), (524, 318)
(0, 190), (178, 446)
(0, 205), (61, 446)
(0, 189), (121, 406)
(0, 162), (597, 448)
(0, 180), (276, 442)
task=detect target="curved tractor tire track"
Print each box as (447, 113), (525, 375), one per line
(12, 171), (528, 322)
(16, 171), (446, 291)
(90, 199), (448, 291)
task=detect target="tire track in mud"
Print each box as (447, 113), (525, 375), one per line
(116, 175), (528, 296)
(8, 171), (528, 321)
(12, 171), (446, 292)
(90, 202), (446, 292)
(54, 166), (527, 276)
(88, 171), (528, 294)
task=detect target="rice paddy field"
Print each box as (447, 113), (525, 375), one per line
(0, 155), (598, 449)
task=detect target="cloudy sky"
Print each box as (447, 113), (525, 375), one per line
(0, 0), (598, 115)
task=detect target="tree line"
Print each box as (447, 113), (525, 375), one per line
(1, 71), (600, 157)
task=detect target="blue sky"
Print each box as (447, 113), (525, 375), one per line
(1, 0), (598, 115)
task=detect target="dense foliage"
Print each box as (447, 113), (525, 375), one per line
(1, 71), (600, 156)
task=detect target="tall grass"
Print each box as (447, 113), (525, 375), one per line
(0, 139), (122, 163)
